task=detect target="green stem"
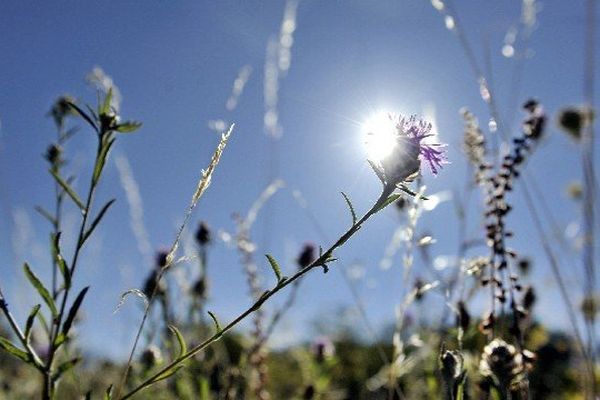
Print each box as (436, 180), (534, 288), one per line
(120, 185), (394, 399)
(43, 133), (108, 400)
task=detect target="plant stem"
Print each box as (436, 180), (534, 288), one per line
(120, 185), (395, 399)
(42, 134), (106, 400)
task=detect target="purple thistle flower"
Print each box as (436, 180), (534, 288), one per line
(393, 114), (448, 176)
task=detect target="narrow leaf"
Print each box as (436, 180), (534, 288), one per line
(104, 385), (114, 400)
(61, 286), (89, 339)
(100, 88), (113, 116)
(168, 325), (187, 359)
(92, 137), (116, 185)
(0, 336), (29, 363)
(341, 192), (357, 225)
(116, 121), (142, 133)
(265, 254), (283, 283)
(25, 304), (41, 342)
(397, 184), (429, 200)
(35, 206), (57, 226)
(49, 170), (85, 210)
(150, 365), (184, 384)
(23, 263), (57, 317)
(207, 311), (221, 333)
(374, 194), (402, 214)
(68, 102), (98, 132)
(81, 199), (116, 245)
(51, 233), (70, 288)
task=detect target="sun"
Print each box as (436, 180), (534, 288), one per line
(362, 111), (398, 162)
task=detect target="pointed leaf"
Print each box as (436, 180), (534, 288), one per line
(100, 88), (113, 116)
(0, 336), (29, 363)
(61, 286), (89, 339)
(49, 170), (85, 210)
(104, 385), (114, 400)
(81, 199), (116, 245)
(265, 254), (283, 283)
(374, 194), (403, 214)
(116, 121), (142, 133)
(68, 102), (99, 132)
(207, 311), (221, 333)
(25, 304), (41, 342)
(35, 206), (57, 226)
(397, 184), (429, 200)
(51, 233), (71, 288)
(23, 263), (57, 317)
(341, 192), (357, 225)
(168, 325), (187, 358)
(92, 137), (116, 184)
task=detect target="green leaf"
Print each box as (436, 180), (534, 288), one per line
(92, 137), (116, 185)
(36, 310), (50, 336)
(168, 325), (187, 359)
(35, 206), (57, 226)
(54, 357), (81, 381)
(0, 336), (29, 363)
(54, 333), (67, 348)
(374, 194), (403, 214)
(49, 170), (85, 210)
(68, 102), (99, 132)
(51, 233), (71, 288)
(81, 199), (116, 245)
(104, 385), (114, 400)
(25, 304), (41, 342)
(207, 311), (221, 333)
(150, 365), (185, 384)
(100, 88), (113, 116)
(115, 121), (142, 133)
(61, 286), (89, 340)
(341, 192), (357, 225)
(23, 263), (57, 318)
(199, 377), (210, 400)
(397, 184), (429, 200)
(265, 254), (283, 283)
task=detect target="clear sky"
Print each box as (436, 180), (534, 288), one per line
(0, 1), (598, 359)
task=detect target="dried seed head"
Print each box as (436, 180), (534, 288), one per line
(297, 243), (316, 269)
(581, 295), (599, 322)
(457, 301), (471, 332)
(479, 339), (523, 387)
(439, 348), (465, 389)
(156, 250), (169, 268)
(195, 221), (212, 246)
(479, 313), (495, 334)
(45, 144), (63, 166)
(522, 98), (546, 140)
(311, 336), (334, 364)
(192, 277), (208, 299)
(49, 95), (76, 128)
(140, 345), (162, 369)
(557, 106), (594, 141)
(517, 257), (532, 275)
(566, 181), (583, 200)
(522, 286), (536, 310)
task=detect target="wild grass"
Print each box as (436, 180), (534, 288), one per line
(0, 1), (598, 399)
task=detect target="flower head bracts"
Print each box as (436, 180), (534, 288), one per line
(368, 113), (447, 187)
(394, 114), (448, 176)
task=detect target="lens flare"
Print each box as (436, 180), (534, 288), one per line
(362, 111), (398, 162)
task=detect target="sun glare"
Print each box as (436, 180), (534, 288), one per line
(362, 111), (398, 162)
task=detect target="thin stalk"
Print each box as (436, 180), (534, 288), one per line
(43, 134), (106, 400)
(120, 186), (395, 399)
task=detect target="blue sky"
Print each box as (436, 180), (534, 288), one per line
(0, 1), (598, 359)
